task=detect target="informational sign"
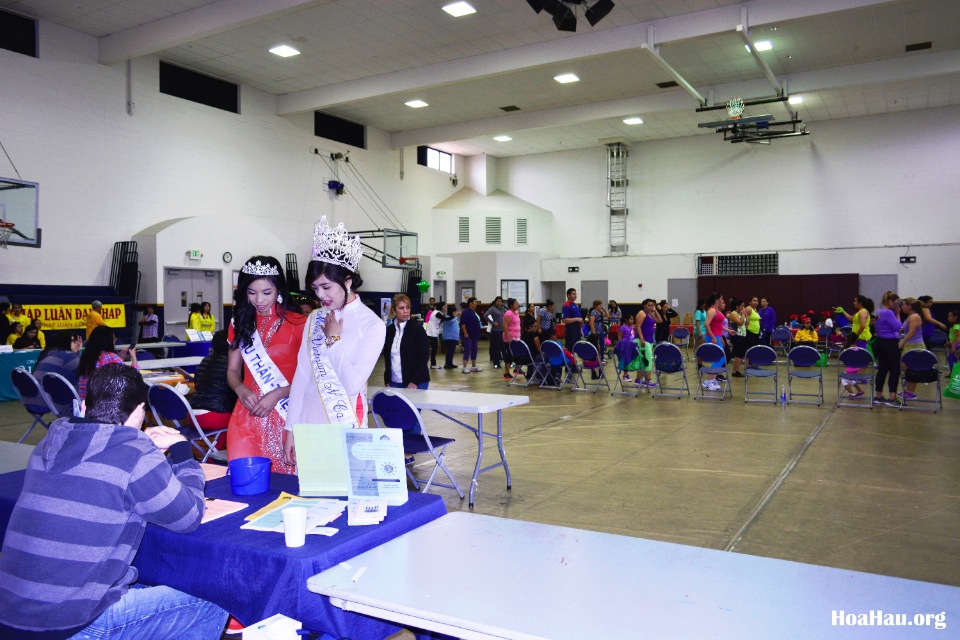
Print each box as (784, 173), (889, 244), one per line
(20, 304), (126, 331)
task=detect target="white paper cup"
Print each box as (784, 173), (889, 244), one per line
(282, 506), (307, 548)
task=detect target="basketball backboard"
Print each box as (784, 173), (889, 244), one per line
(382, 228), (418, 269)
(0, 177), (40, 248)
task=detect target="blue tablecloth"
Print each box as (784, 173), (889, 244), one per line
(0, 470), (447, 637)
(0, 350), (40, 402)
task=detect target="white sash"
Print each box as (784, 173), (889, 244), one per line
(240, 322), (290, 420)
(309, 309), (360, 427)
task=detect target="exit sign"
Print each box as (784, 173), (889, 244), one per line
(188, 249), (203, 260)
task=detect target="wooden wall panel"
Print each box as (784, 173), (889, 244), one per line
(698, 274), (860, 322)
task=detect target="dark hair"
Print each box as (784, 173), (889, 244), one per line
(641, 298), (655, 307)
(545, 299), (554, 308)
(917, 295), (933, 304)
(946, 309), (959, 320)
(566, 288), (576, 296)
(304, 260), (363, 302)
(844, 332), (859, 348)
(522, 314), (537, 331)
(232, 255), (296, 350)
(79, 325), (116, 376)
(467, 297), (476, 305)
(447, 304), (458, 314)
(696, 298), (705, 310)
(85, 364), (148, 425)
(197, 329), (231, 390)
(200, 301), (212, 315)
(38, 331), (74, 362)
(189, 302), (201, 315)
(506, 298), (517, 309)
(705, 292), (722, 308)
(0, 302), (9, 313)
(542, 327), (556, 340)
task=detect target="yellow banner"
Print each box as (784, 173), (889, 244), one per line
(20, 304), (127, 331)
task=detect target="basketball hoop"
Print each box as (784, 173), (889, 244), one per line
(726, 97), (745, 120)
(398, 256), (418, 266)
(0, 222), (14, 249)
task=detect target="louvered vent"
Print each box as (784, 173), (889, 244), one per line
(485, 217), (501, 244)
(458, 217), (470, 243)
(516, 218), (528, 245)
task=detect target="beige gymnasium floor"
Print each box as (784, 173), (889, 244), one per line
(2, 355), (958, 590)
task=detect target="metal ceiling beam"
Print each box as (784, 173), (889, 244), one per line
(99, 0), (329, 65)
(641, 26), (706, 106)
(736, 7), (781, 96)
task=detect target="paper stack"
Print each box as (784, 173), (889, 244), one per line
(347, 497), (387, 526)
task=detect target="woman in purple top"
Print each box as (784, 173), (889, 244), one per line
(872, 291), (902, 405)
(917, 295), (947, 349)
(633, 299), (661, 388)
(758, 298), (776, 346)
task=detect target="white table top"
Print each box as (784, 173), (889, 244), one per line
(366, 387), (529, 414)
(308, 512), (959, 640)
(0, 442), (35, 474)
(137, 356), (204, 370)
(116, 341), (190, 350)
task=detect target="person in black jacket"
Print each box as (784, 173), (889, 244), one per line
(383, 293), (430, 389)
(190, 329), (237, 432)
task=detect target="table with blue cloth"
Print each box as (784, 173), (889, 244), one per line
(0, 470), (447, 638)
(0, 349), (41, 402)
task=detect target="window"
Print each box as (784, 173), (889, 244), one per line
(500, 280), (529, 308)
(417, 146), (454, 174)
(458, 217), (470, 243)
(485, 217), (501, 244)
(159, 61), (239, 114)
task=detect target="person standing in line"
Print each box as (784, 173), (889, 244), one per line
(654, 300), (677, 344)
(139, 305), (160, 344)
(484, 296), (505, 369)
(702, 292), (726, 391)
(424, 300), (443, 369)
(85, 299), (107, 339)
(383, 293), (430, 390)
(872, 291), (903, 406)
(561, 288), (583, 353)
(758, 297), (777, 346)
(460, 297), (482, 373)
(441, 303), (461, 369)
(693, 298), (706, 347)
(916, 295), (948, 350)
(634, 299), (660, 388)
(538, 299), (556, 334)
(898, 297), (926, 401)
(502, 298), (522, 379)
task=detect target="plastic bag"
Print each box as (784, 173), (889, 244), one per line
(945, 363), (960, 400)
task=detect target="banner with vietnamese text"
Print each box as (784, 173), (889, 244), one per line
(20, 304), (127, 331)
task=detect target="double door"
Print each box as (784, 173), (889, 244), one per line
(163, 268), (222, 338)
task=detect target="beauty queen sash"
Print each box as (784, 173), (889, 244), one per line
(240, 322), (290, 421)
(309, 309), (361, 427)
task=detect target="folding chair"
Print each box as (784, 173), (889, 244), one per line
(786, 346), (823, 406)
(816, 325), (832, 354)
(572, 341), (610, 393)
(136, 350), (157, 361)
(694, 343), (731, 400)
(370, 389), (464, 499)
(539, 340), (575, 390)
(770, 326), (793, 359)
(743, 345), (779, 403)
(836, 348), (875, 408)
(10, 368), (56, 443)
(148, 383), (228, 462)
(652, 342), (689, 399)
(670, 327), (691, 360)
(40, 372), (81, 417)
(611, 340), (641, 397)
(508, 339), (547, 388)
(899, 349), (941, 413)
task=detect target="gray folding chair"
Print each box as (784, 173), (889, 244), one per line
(508, 339), (547, 388)
(652, 342), (689, 399)
(836, 348), (875, 409)
(786, 346), (823, 406)
(539, 340), (575, 390)
(148, 383), (228, 462)
(899, 349), (941, 413)
(770, 326), (793, 359)
(694, 343), (731, 401)
(572, 341), (610, 393)
(670, 326), (691, 360)
(10, 368), (56, 443)
(743, 345), (779, 403)
(40, 372), (81, 417)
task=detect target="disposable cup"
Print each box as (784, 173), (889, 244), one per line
(282, 507), (307, 548)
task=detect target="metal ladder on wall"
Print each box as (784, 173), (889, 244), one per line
(606, 142), (628, 255)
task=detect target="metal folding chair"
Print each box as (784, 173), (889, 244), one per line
(786, 346), (823, 405)
(136, 350), (157, 361)
(653, 342), (689, 399)
(899, 349), (941, 413)
(148, 383), (228, 462)
(816, 325), (832, 354)
(770, 326), (793, 359)
(836, 348), (875, 408)
(610, 340), (641, 397)
(670, 327), (691, 360)
(743, 345), (779, 403)
(370, 389), (464, 499)
(539, 340), (575, 390)
(572, 341), (610, 393)
(508, 339), (547, 388)
(40, 372), (81, 417)
(694, 343), (731, 401)
(10, 368), (56, 443)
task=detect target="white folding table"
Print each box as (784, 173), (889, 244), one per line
(137, 356), (204, 370)
(367, 387), (529, 507)
(308, 512), (959, 640)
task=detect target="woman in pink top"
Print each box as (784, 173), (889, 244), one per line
(702, 292), (726, 391)
(502, 298), (522, 379)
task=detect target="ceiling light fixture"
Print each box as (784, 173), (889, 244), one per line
(442, 2), (476, 17)
(623, 117), (643, 125)
(527, 0), (615, 32)
(744, 40), (773, 52)
(554, 73), (579, 84)
(269, 45), (300, 57)
(788, 96), (803, 105)
(405, 100), (429, 108)
(494, 135), (512, 142)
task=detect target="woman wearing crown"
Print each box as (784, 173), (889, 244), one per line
(282, 217), (387, 468)
(226, 255), (306, 474)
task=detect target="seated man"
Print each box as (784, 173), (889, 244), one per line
(0, 364), (228, 639)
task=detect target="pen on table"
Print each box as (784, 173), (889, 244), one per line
(372, 478), (401, 482)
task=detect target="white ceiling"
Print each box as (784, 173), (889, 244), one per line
(3, 0), (959, 157)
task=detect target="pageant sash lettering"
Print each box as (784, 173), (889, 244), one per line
(241, 326), (290, 420)
(309, 309), (360, 427)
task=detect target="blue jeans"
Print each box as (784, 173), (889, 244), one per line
(71, 584), (227, 640)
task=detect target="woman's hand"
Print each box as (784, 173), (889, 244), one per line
(282, 430), (296, 467)
(247, 387), (284, 418)
(236, 385), (259, 412)
(324, 311), (344, 338)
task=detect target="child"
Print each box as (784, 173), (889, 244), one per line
(828, 325), (846, 351)
(841, 332), (865, 397)
(794, 316), (818, 347)
(947, 309), (959, 372)
(613, 332), (643, 381)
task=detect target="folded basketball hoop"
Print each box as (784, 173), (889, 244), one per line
(727, 97), (744, 120)
(0, 222), (14, 249)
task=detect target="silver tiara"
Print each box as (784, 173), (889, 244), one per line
(312, 216), (363, 272)
(241, 260), (280, 276)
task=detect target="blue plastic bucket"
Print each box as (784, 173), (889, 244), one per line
(228, 457), (271, 496)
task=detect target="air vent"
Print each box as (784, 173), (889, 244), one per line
(485, 217), (502, 245)
(905, 41), (932, 52)
(500, 105), (521, 112)
(656, 80), (679, 89)
(458, 217), (470, 243)
(516, 218), (528, 245)
(160, 61), (239, 113)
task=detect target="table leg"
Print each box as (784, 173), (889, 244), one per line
(470, 413), (483, 508)
(497, 409), (511, 491)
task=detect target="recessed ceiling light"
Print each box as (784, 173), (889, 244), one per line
(269, 45), (300, 57)
(788, 96), (803, 105)
(443, 1), (476, 17)
(405, 100), (429, 108)
(623, 117), (643, 125)
(745, 40), (773, 52)
(554, 73), (580, 84)
(493, 135), (512, 142)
